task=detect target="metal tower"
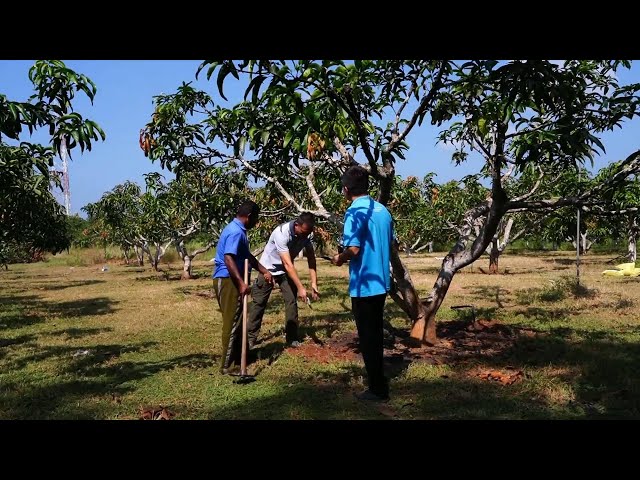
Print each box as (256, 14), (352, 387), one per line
(60, 136), (71, 215)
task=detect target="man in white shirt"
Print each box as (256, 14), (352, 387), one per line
(247, 212), (320, 348)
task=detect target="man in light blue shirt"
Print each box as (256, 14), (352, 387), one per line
(332, 165), (394, 402)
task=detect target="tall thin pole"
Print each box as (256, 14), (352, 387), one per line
(240, 259), (249, 376)
(576, 169), (581, 286)
(61, 136), (70, 215)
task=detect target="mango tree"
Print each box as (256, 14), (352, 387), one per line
(83, 181), (146, 265)
(587, 166), (640, 262)
(148, 60), (640, 344)
(1, 60), (105, 267)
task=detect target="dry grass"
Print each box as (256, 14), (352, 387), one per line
(1, 249), (639, 419)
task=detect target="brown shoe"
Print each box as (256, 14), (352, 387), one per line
(221, 364), (241, 375)
(355, 389), (390, 403)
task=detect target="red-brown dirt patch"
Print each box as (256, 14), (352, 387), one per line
(288, 318), (541, 367)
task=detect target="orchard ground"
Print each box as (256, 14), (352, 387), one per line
(1, 249), (639, 419)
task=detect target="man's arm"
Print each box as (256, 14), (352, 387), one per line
(224, 254), (250, 296)
(331, 246), (360, 266)
(278, 250), (308, 301)
(332, 210), (362, 266)
(305, 244), (319, 300)
(248, 254), (273, 284)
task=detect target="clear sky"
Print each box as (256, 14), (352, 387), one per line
(2, 60), (640, 216)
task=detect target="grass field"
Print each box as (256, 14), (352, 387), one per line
(1, 250), (639, 419)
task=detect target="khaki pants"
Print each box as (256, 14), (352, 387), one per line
(213, 277), (243, 370)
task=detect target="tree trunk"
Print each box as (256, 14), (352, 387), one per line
(176, 240), (193, 280)
(408, 189), (506, 344)
(489, 238), (500, 274)
(134, 245), (144, 266)
(176, 237), (215, 280)
(181, 255), (193, 280)
(409, 256), (456, 345)
(580, 232), (592, 254)
(629, 217), (638, 263)
(389, 244), (427, 323)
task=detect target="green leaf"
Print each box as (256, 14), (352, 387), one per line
(217, 64), (230, 101)
(478, 118), (488, 136)
(244, 74), (266, 103)
(291, 116), (303, 131)
(283, 131), (294, 149)
(260, 130), (270, 145)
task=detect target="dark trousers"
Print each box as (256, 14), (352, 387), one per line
(247, 273), (299, 345)
(213, 277), (243, 370)
(352, 294), (388, 397)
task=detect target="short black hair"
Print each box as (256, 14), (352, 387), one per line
(295, 212), (315, 227)
(341, 165), (369, 196)
(237, 200), (259, 217)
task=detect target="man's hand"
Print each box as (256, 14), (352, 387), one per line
(311, 285), (320, 301)
(297, 287), (308, 302)
(331, 254), (344, 266)
(239, 281), (251, 297)
(263, 272), (273, 284)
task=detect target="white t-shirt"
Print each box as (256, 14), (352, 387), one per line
(259, 221), (312, 276)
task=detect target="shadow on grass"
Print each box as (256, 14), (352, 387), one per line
(0, 292), (119, 331)
(512, 306), (572, 322)
(3, 321), (640, 419)
(465, 286), (510, 308)
(29, 279), (106, 291)
(201, 330), (640, 419)
(0, 346), (218, 419)
(48, 327), (114, 339)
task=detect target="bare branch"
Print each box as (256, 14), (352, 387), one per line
(501, 163), (516, 182)
(469, 131), (493, 159)
(236, 157), (305, 211)
(508, 150), (640, 211)
(260, 205), (292, 217)
(305, 163), (326, 211)
(388, 288), (412, 316)
(387, 62), (448, 153)
(190, 239), (217, 258)
(510, 166), (545, 202)
(340, 88), (379, 173)
(504, 119), (554, 140)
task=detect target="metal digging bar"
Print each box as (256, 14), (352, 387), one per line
(232, 258), (256, 385)
(450, 304), (477, 323)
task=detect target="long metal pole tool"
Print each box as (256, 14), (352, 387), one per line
(233, 258), (255, 384)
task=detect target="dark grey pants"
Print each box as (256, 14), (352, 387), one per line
(247, 272), (299, 345)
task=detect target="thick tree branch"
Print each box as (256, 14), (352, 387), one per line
(236, 157), (305, 211)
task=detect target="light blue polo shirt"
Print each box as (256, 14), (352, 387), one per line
(213, 218), (251, 279)
(342, 195), (393, 297)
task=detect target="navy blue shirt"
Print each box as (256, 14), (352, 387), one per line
(342, 196), (393, 297)
(213, 218), (251, 278)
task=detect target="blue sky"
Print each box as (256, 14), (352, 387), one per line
(2, 60), (640, 216)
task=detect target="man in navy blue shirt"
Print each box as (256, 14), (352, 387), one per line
(331, 166), (394, 402)
(213, 200), (272, 374)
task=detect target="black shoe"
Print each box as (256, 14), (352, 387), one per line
(285, 321), (299, 345)
(355, 389), (389, 403)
